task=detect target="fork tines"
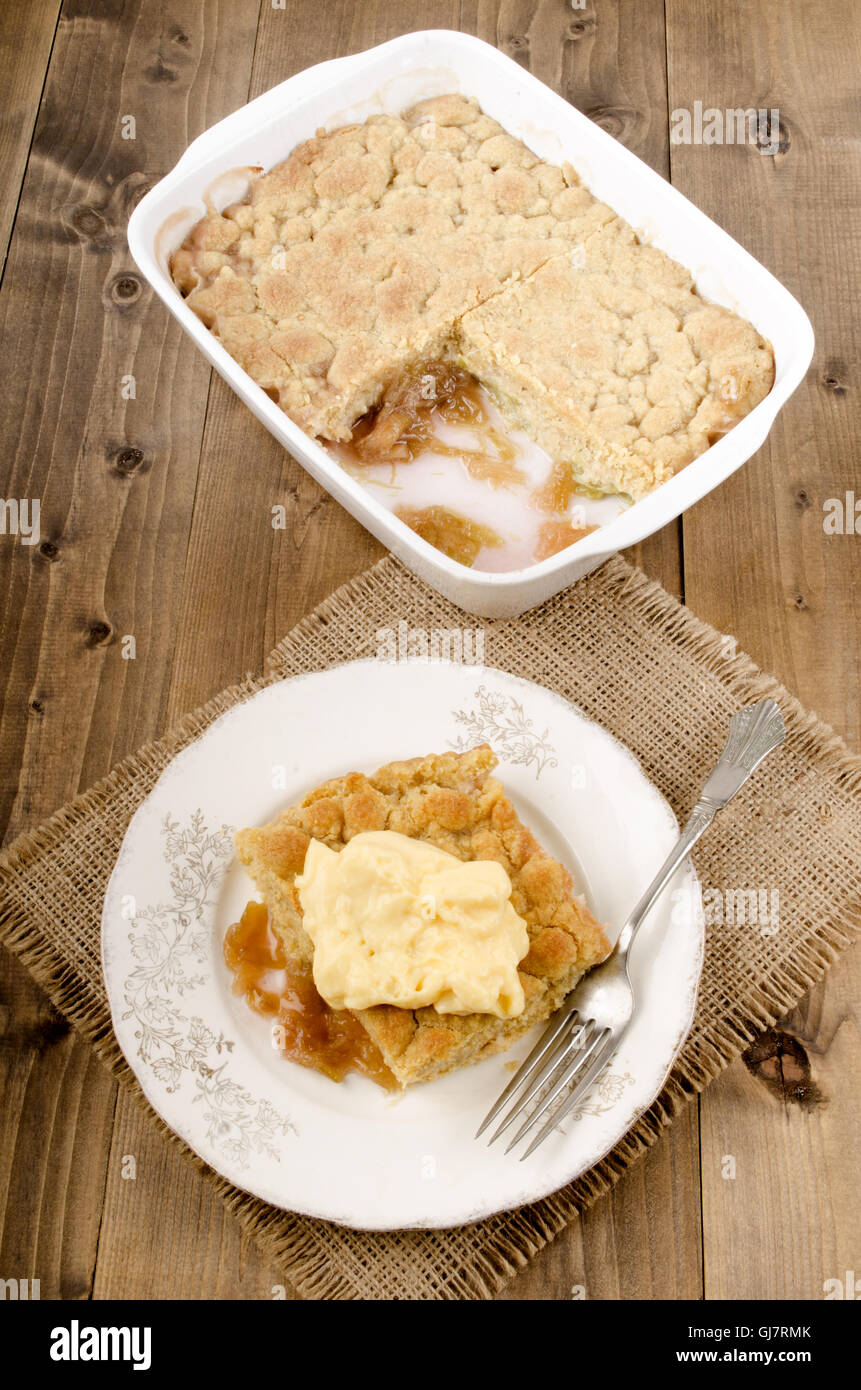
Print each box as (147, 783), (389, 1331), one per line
(515, 1028), (614, 1159)
(475, 1000), (581, 1140)
(477, 1001), (615, 1157)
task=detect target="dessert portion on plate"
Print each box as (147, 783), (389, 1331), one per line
(172, 93), (773, 567)
(226, 745), (610, 1088)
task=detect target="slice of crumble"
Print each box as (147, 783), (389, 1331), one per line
(235, 745), (610, 1086)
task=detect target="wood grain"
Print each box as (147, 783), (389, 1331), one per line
(0, 955), (115, 1299)
(498, 1105), (703, 1299)
(92, 1094), (297, 1300)
(701, 974), (861, 1299)
(0, 0), (61, 277)
(667, 0), (861, 1301)
(0, 0), (268, 1301)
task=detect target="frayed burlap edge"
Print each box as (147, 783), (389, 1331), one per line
(1, 554), (859, 1299)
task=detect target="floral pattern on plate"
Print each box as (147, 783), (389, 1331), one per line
(450, 685), (558, 777)
(121, 811), (295, 1166)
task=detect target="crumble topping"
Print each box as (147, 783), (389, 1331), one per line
(235, 745), (610, 1086)
(172, 93), (774, 507)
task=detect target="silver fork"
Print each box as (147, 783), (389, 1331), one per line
(477, 698), (786, 1160)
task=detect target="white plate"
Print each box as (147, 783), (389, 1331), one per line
(127, 30), (813, 618)
(101, 661), (703, 1229)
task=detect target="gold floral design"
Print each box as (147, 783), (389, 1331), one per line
(121, 811), (295, 1165)
(450, 685), (558, 778)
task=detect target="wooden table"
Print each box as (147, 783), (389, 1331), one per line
(1, 0), (857, 1301)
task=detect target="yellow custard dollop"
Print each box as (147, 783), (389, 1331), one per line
(296, 830), (529, 1018)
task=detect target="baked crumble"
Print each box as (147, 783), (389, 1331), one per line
(172, 93), (774, 549)
(234, 745), (611, 1087)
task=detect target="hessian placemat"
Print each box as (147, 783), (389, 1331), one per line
(1, 555), (859, 1299)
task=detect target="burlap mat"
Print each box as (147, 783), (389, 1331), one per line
(1, 554), (859, 1299)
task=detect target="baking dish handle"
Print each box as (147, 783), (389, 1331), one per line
(172, 52), (363, 175)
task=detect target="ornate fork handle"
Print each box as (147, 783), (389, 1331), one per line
(616, 699), (785, 954)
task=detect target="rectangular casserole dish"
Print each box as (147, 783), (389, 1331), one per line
(127, 29), (814, 618)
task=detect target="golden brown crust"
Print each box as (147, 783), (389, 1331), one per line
(170, 95), (773, 501)
(458, 226), (774, 499)
(235, 745), (611, 1086)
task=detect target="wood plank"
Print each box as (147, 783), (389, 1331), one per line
(92, 1096), (297, 1300)
(701, 970), (861, 1299)
(0, 0), (265, 1302)
(498, 1105), (703, 1298)
(0, 952), (116, 1299)
(0, 0), (60, 277)
(666, 0), (861, 1300)
(0, 0), (261, 837)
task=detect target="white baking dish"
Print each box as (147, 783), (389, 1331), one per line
(127, 30), (813, 618)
